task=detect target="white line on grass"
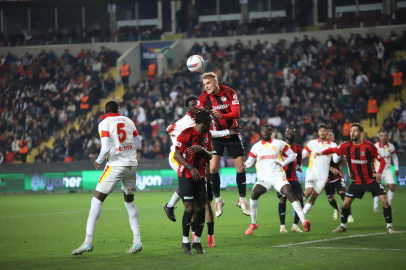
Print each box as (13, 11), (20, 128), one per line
(0, 207), (122, 218)
(281, 246), (406, 251)
(276, 231), (406, 247)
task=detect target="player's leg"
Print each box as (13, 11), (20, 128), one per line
(385, 171), (396, 211)
(210, 152), (224, 217)
(373, 182), (396, 233)
(326, 182), (340, 220)
(277, 193), (288, 233)
(164, 151), (180, 221)
(179, 176), (195, 255)
(192, 180), (207, 254)
(304, 170), (315, 203)
(205, 165), (215, 247)
(338, 180), (353, 222)
(333, 183), (358, 232)
(245, 182), (267, 235)
(233, 155), (249, 215)
(373, 195), (380, 212)
(291, 181), (304, 232)
(303, 190), (318, 215)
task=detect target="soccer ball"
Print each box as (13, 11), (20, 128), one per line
(187, 55), (204, 73)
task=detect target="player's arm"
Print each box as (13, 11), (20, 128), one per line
(245, 148), (257, 168)
(210, 125), (241, 138)
(196, 92), (207, 109)
(391, 152), (399, 176)
(95, 133), (110, 169)
(329, 166), (340, 175)
(174, 135), (202, 181)
(301, 144), (311, 159)
(315, 144), (346, 158)
(212, 92), (240, 120)
(371, 145), (386, 182)
(332, 153), (341, 163)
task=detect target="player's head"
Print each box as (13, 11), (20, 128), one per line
(317, 124), (329, 140)
(195, 108), (212, 133)
(184, 95), (198, 114)
(328, 129), (335, 142)
(379, 131), (388, 144)
(105, 100), (120, 114)
(261, 124), (272, 141)
(202, 72), (219, 95)
(350, 122), (364, 142)
(285, 127), (296, 141)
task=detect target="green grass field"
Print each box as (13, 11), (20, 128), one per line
(1, 188), (406, 270)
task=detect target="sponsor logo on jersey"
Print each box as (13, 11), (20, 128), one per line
(175, 141), (182, 147)
(184, 196), (194, 199)
(351, 159), (368, 164)
(259, 154), (279, 160)
(116, 144), (134, 152)
(221, 96), (227, 102)
(232, 100), (239, 105)
(212, 104), (229, 110)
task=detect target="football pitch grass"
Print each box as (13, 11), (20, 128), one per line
(1, 188), (406, 270)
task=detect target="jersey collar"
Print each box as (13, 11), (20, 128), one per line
(101, 113), (122, 120)
(378, 141), (389, 148)
(318, 138), (331, 144)
(261, 138), (273, 145)
(186, 111), (196, 119)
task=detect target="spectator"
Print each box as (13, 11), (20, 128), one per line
(164, 48), (174, 70)
(120, 60), (131, 87)
(367, 95), (379, 127)
(19, 134), (29, 163)
(392, 67), (403, 101)
(342, 118), (352, 141)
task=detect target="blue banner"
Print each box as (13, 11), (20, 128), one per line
(140, 41), (173, 70)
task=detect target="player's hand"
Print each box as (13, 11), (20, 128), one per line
(341, 156), (347, 164)
(329, 167), (340, 175)
(187, 146), (204, 154)
(191, 168), (201, 182)
(296, 166), (302, 172)
(314, 152), (323, 159)
(166, 125), (173, 132)
(211, 110), (222, 119)
(274, 160), (283, 168)
(374, 173), (382, 183)
(229, 125), (242, 135)
(94, 161), (100, 169)
(395, 170), (399, 177)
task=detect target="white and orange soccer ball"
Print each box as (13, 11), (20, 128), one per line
(187, 55), (204, 73)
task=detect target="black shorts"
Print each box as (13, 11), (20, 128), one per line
(212, 135), (245, 157)
(206, 179), (213, 201)
(277, 181), (303, 198)
(179, 176), (207, 202)
(345, 181), (386, 199)
(325, 179), (346, 198)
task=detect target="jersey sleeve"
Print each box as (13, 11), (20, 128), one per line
(390, 144), (397, 154)
(175, 132), (188, 153)
(248, 143), (258, 158)
(304, 141), (312, 153)
(98, 121), (110, 138)
(281, 141), (290, 153)
(197, 92), (207, 109)
(207, 133), (213, 151)
(220, 91), (240, 120)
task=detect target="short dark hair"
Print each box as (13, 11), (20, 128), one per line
(184, 95), (198, 107)
(350, 122), (364, 132)
(105, 100), (119, 113)
(329, 129), (335, 136)
(195, 108), (212, 125)
(318, 124), (329, 131)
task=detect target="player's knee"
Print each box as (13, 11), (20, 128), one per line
(176, 187), (181, 196)
(389, 186), (396, 192)
(235, 164), (245, 173)
(279, 196), (286, 203)
(381, 199), (390, 208)
(285, 192), (296, 202)
(210, 166), (219, 174)
(251, 191), (261, 200)
(184, 203), (194, 213)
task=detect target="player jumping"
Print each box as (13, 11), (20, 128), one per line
(174, 109), (213, 255)
(314, 123), (395, 234)
(276, 127), (306, 233)
(244, 124), (311, 235)
(198, 72), (248, 217)
(373, 131), (399, 213)
(72, 101), (143, 255)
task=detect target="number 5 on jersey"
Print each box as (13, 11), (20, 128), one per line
(117, 123), (127, 143)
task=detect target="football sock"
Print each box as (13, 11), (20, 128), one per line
(388, 191), (394, 205)
(341, 206), (350, 225)
(210, 173), (221, 198)
(207, 222), (214, 236)
(85, 197), (102, 243)
(182, 210), (193, 243)
(194, 211), (205, 243)
(293, 201), (303, 225)
(292, 200), (306, 224)
(278, 202), (286, 225)
(239, 197), (246, 203)
(236, 172), (247, 197)
(125, 201), (140, 243)
(387, 223), (392, 229)
(191, 221), (196, 234)
(303, 203), (312, 215)
(215, 197), (222, 203)
(250, 199), (258, 224)
(374, 196), (379, 208)
(167, 192), (181, 208)
(383, 206), (393, 224)
(329, 199), (339, 210)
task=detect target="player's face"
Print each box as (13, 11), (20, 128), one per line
(187, 100), (197, 114)
(285, 128), (296, 141)
(379, 132), (388, 144)
(261, 126), (272, 141)
(328, 132), (335, 142)
(203, 78), (218, 95)
(318, 128), (328, 140)
(350, 127), (361, 141)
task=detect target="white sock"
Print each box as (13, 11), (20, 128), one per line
(239, 197), (246, 202)
(387, 223), (392, 228)
(292, 200), (306, 224)
(374, 196), (379, 208)
(85, 197), (102, 243)
(388, 191), (394, 205)
(349, 215), (353, 218)
(167, 192), (181, 208)
(193, 236), (201, 243)
(125, 201), (140, 243)
(341, 223), (347, 228)
(215, 197), (222, 203)
(303, 203), (313, 215)
(183, 236), (189, 243)
(250, 199), (258, 224)
(280, 225), (286, 228)
(292, 223), (298, 228)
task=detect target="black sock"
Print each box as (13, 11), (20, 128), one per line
(340, 193), (345, 201)
(278, 202), (286, 225)
(182, 211), (193, 237)
(383, 206), (393, 224)
(195, 211), (205, 238)
(207, 222), (214, 236)
(329, 199), (339, 210)
(341, 207), (350, 224)
(293, 201), (303, 225)
(236, 172), (246, 197)
(210, 173), (221, 198)
(191, 221), (196, 233)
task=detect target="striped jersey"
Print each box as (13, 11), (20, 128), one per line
(283, 143), (301, 181)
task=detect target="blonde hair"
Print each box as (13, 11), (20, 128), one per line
(202, 72), (218, 81)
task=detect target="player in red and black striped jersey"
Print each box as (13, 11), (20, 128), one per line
(198, 72), (248, 217)
(315, 123), (395, 234)
(174, 109), (213, 255)
(324, 130), (354, 223)
(276, 127), (306, 233)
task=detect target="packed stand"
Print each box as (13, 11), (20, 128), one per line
(0, 46), (120, 163)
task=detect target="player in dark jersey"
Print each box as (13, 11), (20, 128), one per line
(325, 130), (354, 223)
(198, 72), (248, 217)
(175, 109), (213, 255)
(276, 127), (305, 233)
(314, 123), (395, 234)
